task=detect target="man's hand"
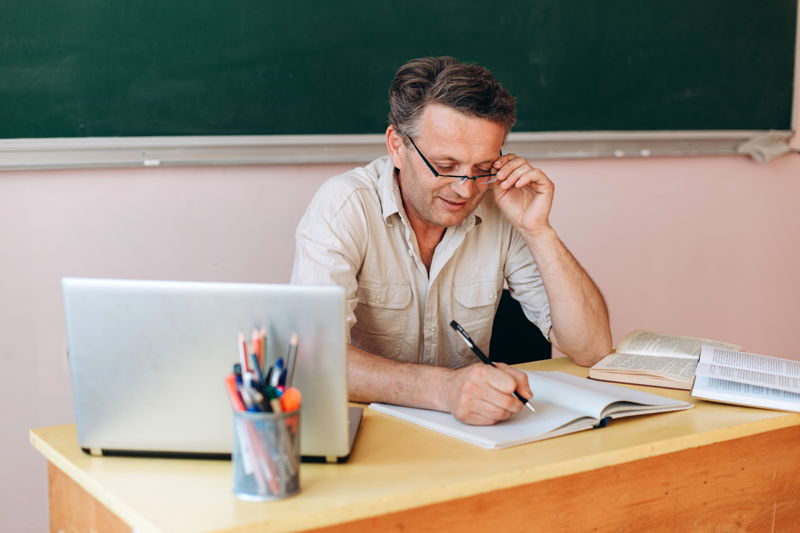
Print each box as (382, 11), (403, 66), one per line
(491, 154), (555, 237)
(444, 363), (533, 425)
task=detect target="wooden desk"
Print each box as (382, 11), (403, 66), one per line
(31, 358), (800, 533)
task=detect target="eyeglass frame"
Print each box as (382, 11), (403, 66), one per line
(407, 136), (500, 184)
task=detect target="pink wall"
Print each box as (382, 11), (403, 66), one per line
(545, 154), (800, 358)
(3, 149), (799, 533)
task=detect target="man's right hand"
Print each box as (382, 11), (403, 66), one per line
(444, 363), (533, 425)
(346, 344), (534, 425)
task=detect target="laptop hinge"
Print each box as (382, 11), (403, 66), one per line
(88, 447), (103, 457)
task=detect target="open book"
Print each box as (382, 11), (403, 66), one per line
(588, 330), (741, 390)
(691, 346), (800, 412)
(369, 371), (692, 450)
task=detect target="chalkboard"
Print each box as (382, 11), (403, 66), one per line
(1, 0), (796, 138)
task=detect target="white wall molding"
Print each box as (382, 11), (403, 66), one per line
(0, 130), (794, 170)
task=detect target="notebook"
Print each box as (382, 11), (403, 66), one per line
(370, 371), (691, 449)
(62, 278), (362, 463)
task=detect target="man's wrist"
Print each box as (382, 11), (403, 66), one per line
(521, 224), (557, 244)
(425, 365), (457, 412)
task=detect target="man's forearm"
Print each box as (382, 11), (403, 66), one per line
(523, 227), (612, 366)
(347, 344), (453, 409)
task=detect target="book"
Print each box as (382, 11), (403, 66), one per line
(369, 371), (692, 450)
(588, 330), (742, 390)
(691, 346), (800, 412)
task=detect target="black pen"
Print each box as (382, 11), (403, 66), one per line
(449, 320), (536, 413)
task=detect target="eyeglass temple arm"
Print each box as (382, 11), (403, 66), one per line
(408, 137), (440, 177)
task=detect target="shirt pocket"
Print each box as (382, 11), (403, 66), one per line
(352, 282), (412, 358)
(454, 280), (501, 352)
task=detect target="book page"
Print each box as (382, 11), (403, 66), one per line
(591, 352), (698, 380)
(616, 330), (740, 359)
(699, 346), (800, 376)
(695, 363), (800, 394)
(697, 347), (800, 394)
(692, 376), (800, 413)
(527, 371), (622, 419)
(369, 401), (596, 449)
(527, 371), (690, 419)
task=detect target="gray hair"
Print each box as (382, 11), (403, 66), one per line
(388, 56), (516, 138)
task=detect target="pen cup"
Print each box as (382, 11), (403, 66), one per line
(231, 408), (301, 501)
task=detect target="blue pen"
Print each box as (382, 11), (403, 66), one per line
(270, 359), (284, 389)
(240, 374), (259, 412)
(249, 353), (264, 388)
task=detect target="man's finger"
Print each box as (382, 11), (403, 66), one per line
(495, 363), (534, 400)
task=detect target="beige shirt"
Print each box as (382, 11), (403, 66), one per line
(291, 156), (551, 369)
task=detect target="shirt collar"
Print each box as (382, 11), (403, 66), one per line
(376, 156), (402, 222)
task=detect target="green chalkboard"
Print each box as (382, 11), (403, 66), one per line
(0, 0), (796, 138)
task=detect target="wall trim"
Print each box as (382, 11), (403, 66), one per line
(0, 130), (794, 170)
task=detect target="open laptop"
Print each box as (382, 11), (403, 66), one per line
(62, 278), (362, 463)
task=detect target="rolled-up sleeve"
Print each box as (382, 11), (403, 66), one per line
(503, 227), (552, 340)
(291, 181), (368, 343)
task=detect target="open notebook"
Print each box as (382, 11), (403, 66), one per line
(370, 371), (691, 449)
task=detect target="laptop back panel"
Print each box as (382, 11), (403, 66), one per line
(62, 278), (352, 461)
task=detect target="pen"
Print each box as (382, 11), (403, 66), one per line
(224, 373), (246, 411)
(270, 359), (284, 389)
(449, 320), (536, 413)
(266, 386), (282, 413)
(240, 382), (257, 412)
(249, 353), (265, 389)
(244, 373), (268, 412)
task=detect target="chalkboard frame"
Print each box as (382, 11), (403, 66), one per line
(0, 0), (797, 169)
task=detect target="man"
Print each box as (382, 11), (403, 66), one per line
(292, 56), (611, 425)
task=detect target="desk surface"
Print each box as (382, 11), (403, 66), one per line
(31, 358), (800, 533)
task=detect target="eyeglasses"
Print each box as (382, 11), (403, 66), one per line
(407, 137), (498, 185)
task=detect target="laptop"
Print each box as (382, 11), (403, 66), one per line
(62, 278), (362, 463)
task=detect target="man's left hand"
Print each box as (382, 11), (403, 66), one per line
(491, 154), (554, 237)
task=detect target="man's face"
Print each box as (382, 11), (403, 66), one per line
(389, 104), (505, 231)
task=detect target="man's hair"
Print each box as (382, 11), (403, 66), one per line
(388, 56), (516, 138)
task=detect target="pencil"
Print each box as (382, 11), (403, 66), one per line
(238, 331), (250, 373)
(285, 332), (299, 387)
